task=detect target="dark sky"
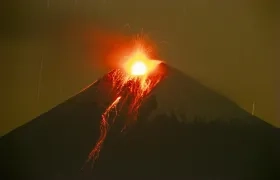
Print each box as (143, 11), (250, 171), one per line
(1, 0), (279, 135)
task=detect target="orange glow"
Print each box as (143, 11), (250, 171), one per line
(85, 33), (166, 167)
(85, 28), (160, 71)
(123, 47), (159, 77)
(131, 61), (147, 75)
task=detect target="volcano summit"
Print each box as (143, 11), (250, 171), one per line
(1, 63), (279, 180)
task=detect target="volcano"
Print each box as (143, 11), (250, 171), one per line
(1, 63), (279, 180)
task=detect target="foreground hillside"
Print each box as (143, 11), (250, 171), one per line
(1, 94), (279, 179)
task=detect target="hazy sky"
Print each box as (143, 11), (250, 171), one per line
(1, 0), (279, 135)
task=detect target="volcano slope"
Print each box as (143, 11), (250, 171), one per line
(1, 63), (279, 180)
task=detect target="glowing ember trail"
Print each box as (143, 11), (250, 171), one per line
(86, 39), (165, 166)
(87, 96), (121, 162)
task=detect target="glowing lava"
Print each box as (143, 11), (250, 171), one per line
(123, 47), (158, 77)
(87, 96), (121, 163)
(86, 38), (165, 166)
(131, 61), (147, 76)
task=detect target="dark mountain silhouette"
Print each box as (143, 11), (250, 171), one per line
(1, 63), (279, 180)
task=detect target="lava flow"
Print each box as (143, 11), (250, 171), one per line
(86, 41), (165, 166)
(87, 96), (121, 162)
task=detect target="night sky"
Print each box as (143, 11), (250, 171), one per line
(1, 0), (279, 135)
